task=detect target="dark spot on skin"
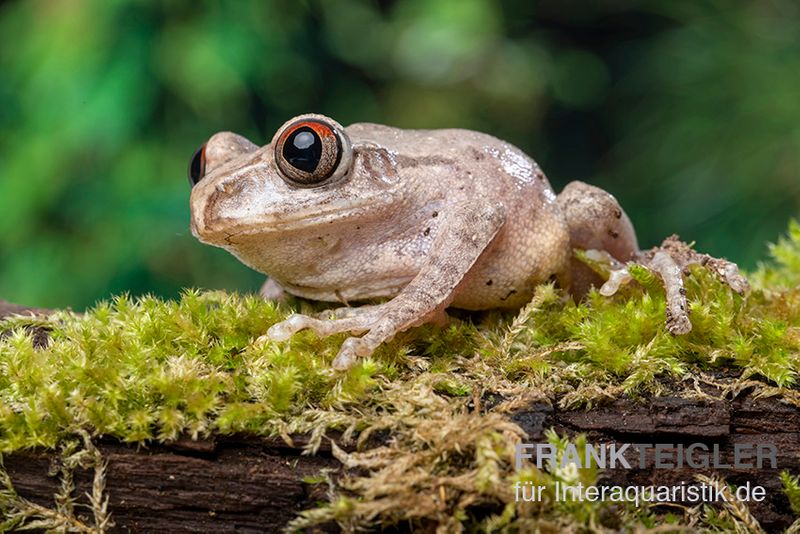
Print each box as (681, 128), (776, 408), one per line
(486, 279), (493, 286)
(361, 154), (375, 176)
(356, 226), (361, 230)
(679, 287), (687, 295)
(613, 208), (622, 219)
(500, 289), (517, 301)
(608, 229), (620, 239)
(469, 148), (485, 161)
(395, 155), (456, 168)
(432, 211), (439, 218)
(423, 227), (430, 236)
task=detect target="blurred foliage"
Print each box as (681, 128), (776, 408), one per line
(0, 0), (798, 309)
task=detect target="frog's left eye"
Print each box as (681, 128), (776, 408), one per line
(274, 117), (352, 186)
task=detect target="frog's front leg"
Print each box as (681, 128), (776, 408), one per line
(267, 201), (506, 370)
(259, 278), (287, 301)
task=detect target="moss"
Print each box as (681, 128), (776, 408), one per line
(782, 471), (800, 516)
(1, 220), (800, 531)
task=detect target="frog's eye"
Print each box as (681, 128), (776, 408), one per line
(274, 117), (352, 186)
(188, 143), (206, 186)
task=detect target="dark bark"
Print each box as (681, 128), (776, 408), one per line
(512, 396), (800, 532)
(0, 301), (42, 317)
(3, 437), (338, 533)
(0, 300), (51, 348)
(1, 302), (798, 532)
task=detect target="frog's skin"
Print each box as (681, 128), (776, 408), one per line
(189, 113), (748, 370)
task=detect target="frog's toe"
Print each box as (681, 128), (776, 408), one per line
(701, 256), (750, 295)
(647, 249), (693, 335)
(267, 313), (313, 341)
(331, 351), (355, 371)
(332, 337), (373, 371)
(599, 267), (634, 296)
(314, 304), (380, 321)
(583, 245), (695, 335)
(666, 311), (693, 336)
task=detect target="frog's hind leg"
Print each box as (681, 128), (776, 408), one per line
(557, 181), (749, 336)
(594, 235), (749, 335)
(557, 181), (639, 296)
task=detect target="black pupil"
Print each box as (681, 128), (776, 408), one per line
(283, 127), (322, 173)
(188, 144), (205, 186)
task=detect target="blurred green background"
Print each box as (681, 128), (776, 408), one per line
(0, 0), (798, 309)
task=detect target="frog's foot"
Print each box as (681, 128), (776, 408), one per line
(328, 307), (449, 370)
(266, 305), (447, 370)
(266, 307), (378, 342)
(598, 235), (749, 335)
(264, 307), (377, 370)
(265, 305), (387, 343)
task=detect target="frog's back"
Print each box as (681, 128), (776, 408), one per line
(347, 122), (547, 189)
(345, 122), (571, 310)
(349, 122), (514, 161)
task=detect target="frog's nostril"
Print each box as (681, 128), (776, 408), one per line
(188, 143), (207, 186)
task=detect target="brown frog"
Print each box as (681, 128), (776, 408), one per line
(189, 113), (748, 369)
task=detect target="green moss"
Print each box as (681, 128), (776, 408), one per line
(782, 471), (800, 516)
(1, 220), (800, 531)
(752, 219), (800, 290)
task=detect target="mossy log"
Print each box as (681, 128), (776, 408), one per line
(1, 301), (798, 532)
(1, 396), (796, 532)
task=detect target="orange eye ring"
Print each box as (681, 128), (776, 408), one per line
(273, 115), (352, 186)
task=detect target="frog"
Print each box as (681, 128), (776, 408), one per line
(188, 113), (749, 370)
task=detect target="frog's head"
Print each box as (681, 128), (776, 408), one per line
(189, 113), (399, 247)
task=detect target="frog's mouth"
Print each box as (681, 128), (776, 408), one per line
(189, 166), (399, 245)
(191, 202), (380, 245)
